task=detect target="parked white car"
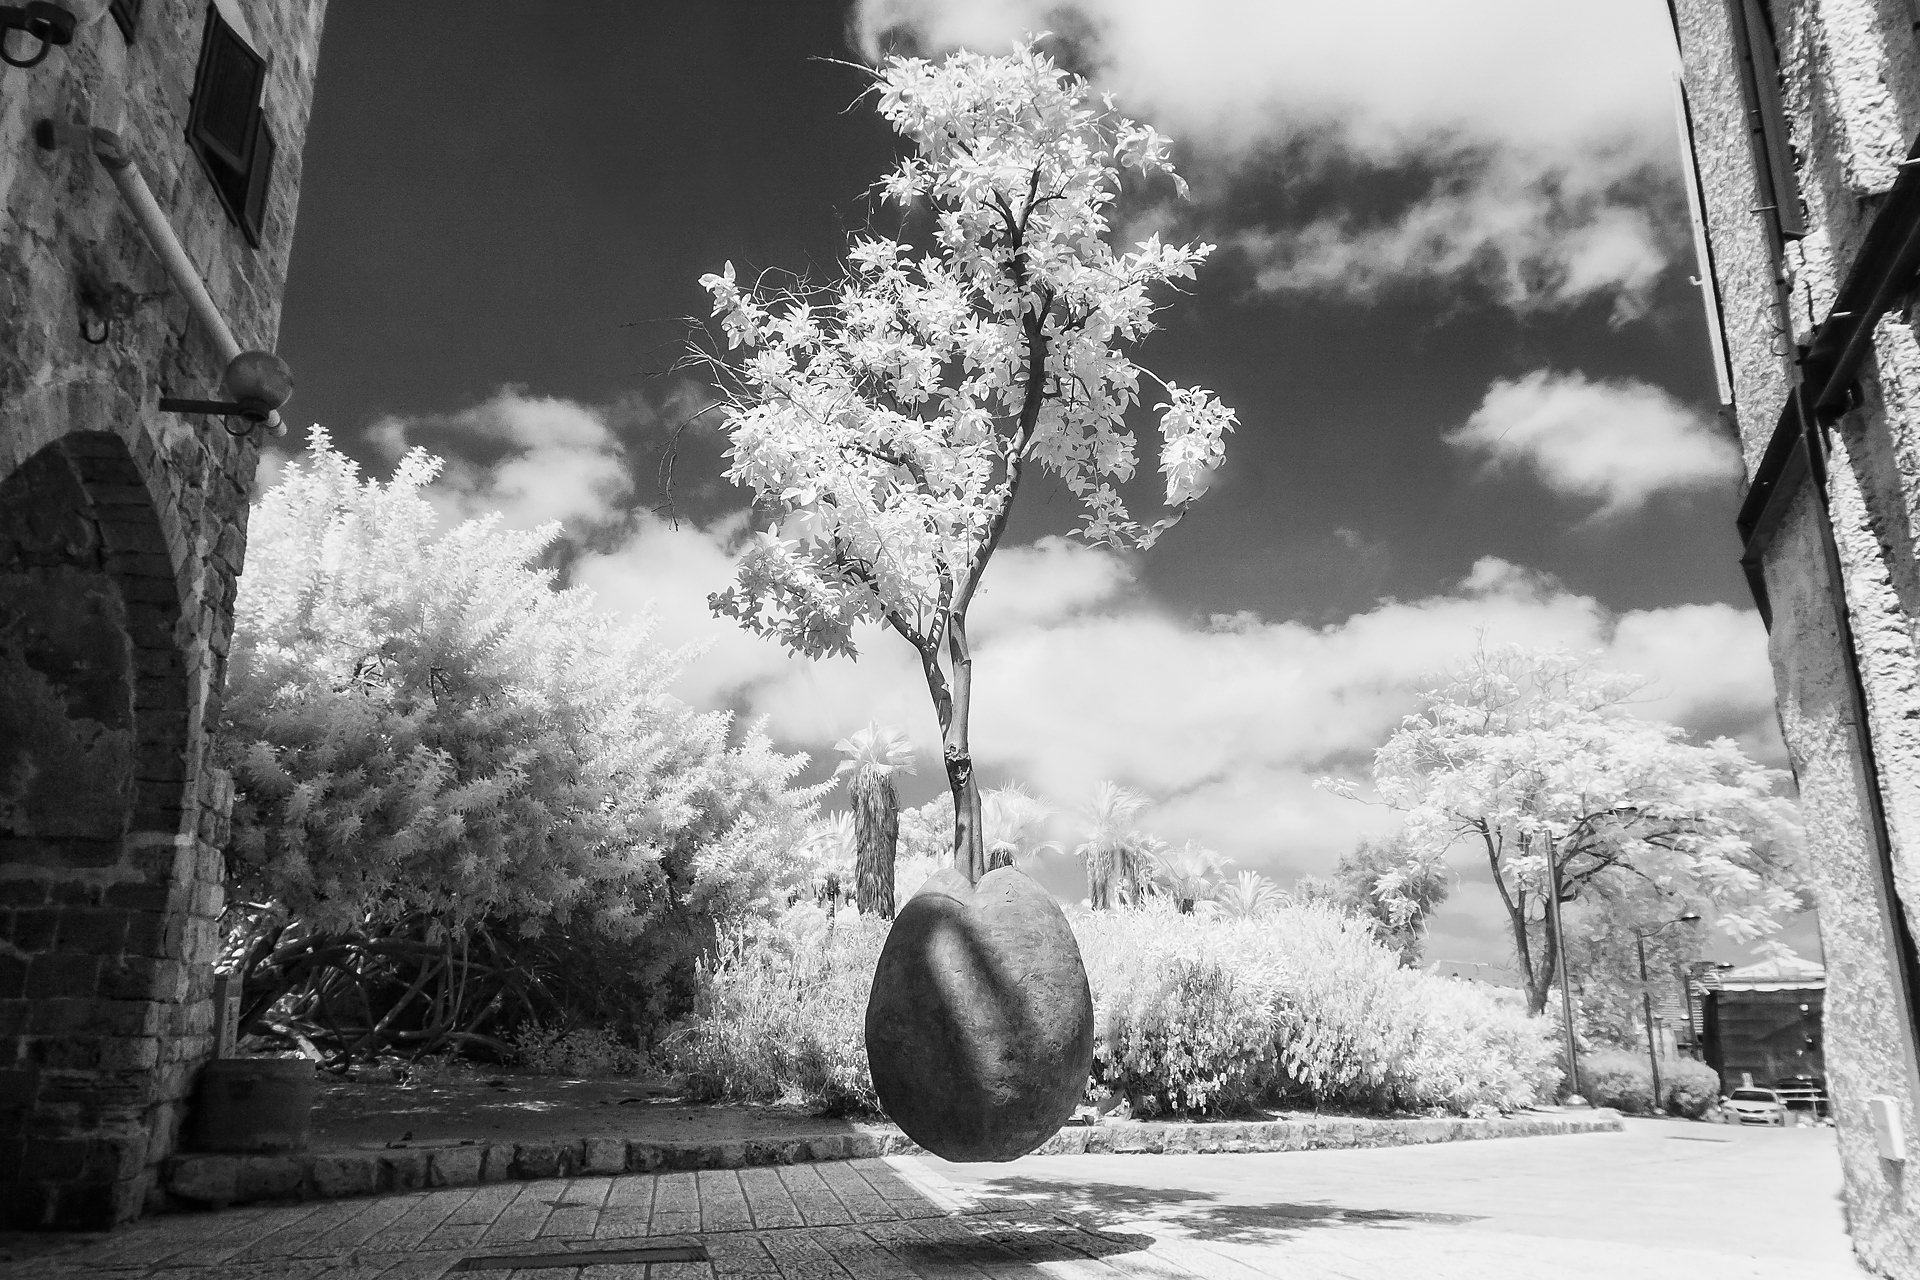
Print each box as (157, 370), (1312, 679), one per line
(1722, 1087), (1789, 1126)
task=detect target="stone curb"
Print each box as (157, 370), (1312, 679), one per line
(162, 1109), (1622, 1209)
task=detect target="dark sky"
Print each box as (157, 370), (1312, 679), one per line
(280, 1), (1747, 627)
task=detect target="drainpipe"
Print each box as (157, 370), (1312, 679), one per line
(35, 120), (284, 432)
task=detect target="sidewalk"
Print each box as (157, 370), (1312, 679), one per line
(159, 1074), (1622, 1208)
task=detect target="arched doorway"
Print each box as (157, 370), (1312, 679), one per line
(0, 431), (197, 1229)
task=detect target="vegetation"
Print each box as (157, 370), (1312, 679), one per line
(698, 42), (1236, 879)
(671, 898), (1560, 1118)
(216, 434), (823, 1064)
(833, 723), (915, 917)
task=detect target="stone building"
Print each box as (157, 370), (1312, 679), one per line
(1669, 0), (1920, 1272)
(1, 0), (326, 1228)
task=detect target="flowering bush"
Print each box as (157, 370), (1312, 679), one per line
(664, 905), (885, 1114)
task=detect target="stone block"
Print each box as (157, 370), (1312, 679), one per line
(582, 1137), (626, 1174)
(381, 1149), (430, 1192)
(234, 1155), (304, 1202)
(511, 1141), (563, 1179)
(310, 1153), (378, 1199)
(167, 1154), (239, 1206)
(481, 1142), (517, 1182)
(428, 1145), (483, 1187)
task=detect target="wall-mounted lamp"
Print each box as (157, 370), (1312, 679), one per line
(160, 351), (292, 437)
(0, 0), (106, 69)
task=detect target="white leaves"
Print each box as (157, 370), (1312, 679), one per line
(698, 42), (1238, 662)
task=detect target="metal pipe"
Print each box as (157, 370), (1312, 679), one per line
(38, 121), (281, 431)
(88, 127), (243, 366)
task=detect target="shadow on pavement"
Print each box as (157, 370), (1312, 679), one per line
(965, 1175), (1481, 1244)
(891, 1222), (1159, 1267)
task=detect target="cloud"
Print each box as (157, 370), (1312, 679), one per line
(366, 389), (638, 533)
(577, 499), (1786, 887)
(1445, 370), (1743, 516)
(1236, 151), (1672, 320)
(850, 0), (1681, 314)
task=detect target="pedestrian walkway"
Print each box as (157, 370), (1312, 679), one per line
(0, 1121), (1875, 1279)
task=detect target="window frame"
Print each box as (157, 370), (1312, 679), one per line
(185, 3), (274, 248)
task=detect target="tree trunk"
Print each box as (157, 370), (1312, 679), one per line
(852, 770), (898, 918)
(942, 615), (985, 882)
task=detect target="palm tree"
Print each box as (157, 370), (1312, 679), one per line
(1214, 870), (1285, 920)
(1074, 781), (1157, 909)
(803, 812), (857, 913)
(981, 783), (1061, 871)
(833, 723), (916, 918)
(1152, 841), (1229, 914)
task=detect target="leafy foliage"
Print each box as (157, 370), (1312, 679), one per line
(1076, 903), (1560, 1116)
(218, 433), (823, 1061)
(1150, 840), (1228, 913)
(1322, 835), (1451, 964)
(1213, 870), (1286, 920)
(665, 905), (887, 1115)
(698, 42), (1234, 875)
(834, 723), (916, 916)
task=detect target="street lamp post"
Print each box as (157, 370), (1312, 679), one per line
(1634, 912), (1701, 1114)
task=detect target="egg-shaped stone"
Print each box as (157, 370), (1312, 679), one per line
(864, 865), (1095, 1161)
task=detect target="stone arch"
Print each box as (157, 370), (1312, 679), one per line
(0, 430), (197, 1229)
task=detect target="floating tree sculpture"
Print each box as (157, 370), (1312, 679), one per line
(698, 40), (1236, 1160)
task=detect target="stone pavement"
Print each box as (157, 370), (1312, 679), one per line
(0, 1119), (1875, 1279)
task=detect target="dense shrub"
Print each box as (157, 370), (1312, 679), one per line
(1576, 1049), (1723, 1116)
(219, 435), (824, 1063)
(1077, 903), (1559, 1116)
(1664, 1056), (1722, 1118)
(1578, 1049), (1657, 1114)
(664, 906), (885, 1114)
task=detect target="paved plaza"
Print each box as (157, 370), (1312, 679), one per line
(0, 1118), (1871, 1279)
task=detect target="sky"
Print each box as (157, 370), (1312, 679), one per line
(272, 0), (1814, 975)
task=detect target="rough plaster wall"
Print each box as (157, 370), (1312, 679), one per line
(1809, 0), (1908, 193)
(1679, 0), (1920, 1273)
(1676, 0), (1798, 471)
(0, 0), (324, 1228)
(1767, 489), (1920, 1279)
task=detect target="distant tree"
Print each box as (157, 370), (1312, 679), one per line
(1213, 870), (1286, 920)
(1075, 780), (1158, 909)
(802, 812), (858, 912)
(1328, 646), (1804, 1014)
(1558, 909), (1706, 1049)
(1332, 835), (1451, 965)
(1150, 841), (1228, 914)
(697, 42), (1235, 881)
(834, 723), (917, 917)
(981, 783), (1059, 870)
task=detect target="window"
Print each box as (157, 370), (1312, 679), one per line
(186, 4), (272, 247)
(109, 0), (140, 41)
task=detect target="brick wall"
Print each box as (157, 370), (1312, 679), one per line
(0, 0), (325, 1229)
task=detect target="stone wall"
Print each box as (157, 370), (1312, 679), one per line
(1672, 1), (1920, 1273)
(0, 0), (325, 1229)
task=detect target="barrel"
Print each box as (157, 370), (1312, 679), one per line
(190, 1057), (314, 1153)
